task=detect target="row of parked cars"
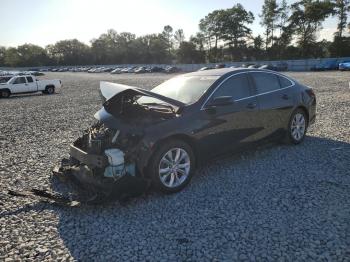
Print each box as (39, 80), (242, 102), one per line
(47, 65), (182, 74)
(0, 70), (45, 76)
(199, 63), (289, 72)
(311, 60), (350, 71)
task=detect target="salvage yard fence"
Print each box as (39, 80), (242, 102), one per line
(2, 57), (350, 72)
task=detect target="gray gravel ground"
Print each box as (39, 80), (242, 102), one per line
(0, 71), (349, 261)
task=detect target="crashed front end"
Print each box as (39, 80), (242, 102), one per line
(63, 122), (138, 192)
(53, 81), (182, 198)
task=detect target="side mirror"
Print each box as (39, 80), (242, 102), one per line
(206, 96), (233, 107)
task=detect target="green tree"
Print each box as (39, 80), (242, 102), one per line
(199, 10), (225, 61)
(174, 29), (185, 48)
(47, 39), (91, 65)
(332, 0), (350, 37)
(0, 46), (6, 66)
(219, 4), (254, 60)
(16, 44), (50, 66)
(176, 41), (205, 63)
(90, 29), (122, 64)
(4, 48), (21, 67)
(270, 0), (293, 59)
(260, 0), (279, 49)
(162, 25), (173, 55)
(289, 0), (334, 57)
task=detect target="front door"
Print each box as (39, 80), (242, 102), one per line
(197, 73), (262, 158)
(10, 76), (28, 93)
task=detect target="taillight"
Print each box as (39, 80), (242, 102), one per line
(305, 88), (315, 98)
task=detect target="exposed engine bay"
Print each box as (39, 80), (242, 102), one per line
(51, 82), (179, 202)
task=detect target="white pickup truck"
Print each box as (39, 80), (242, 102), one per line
(0, 75), (62, 98)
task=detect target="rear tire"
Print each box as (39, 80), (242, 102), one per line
(148, 139), (195, 193)
(285, 109), (308, 144)
(0, 89), (10, 98)
(46, 86), (55, 94)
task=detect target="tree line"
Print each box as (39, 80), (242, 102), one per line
(1, 0), (349, 67)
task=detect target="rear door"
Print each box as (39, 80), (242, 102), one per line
(25, 76), (37, 92)
(198, 73), (261, 157)
(10, 76), (28, 93)
(249, 72), (295, 140)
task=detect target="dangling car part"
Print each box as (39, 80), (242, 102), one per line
(54, 68), (316, 195)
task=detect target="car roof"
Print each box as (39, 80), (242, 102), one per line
(184, 67), (276, 77)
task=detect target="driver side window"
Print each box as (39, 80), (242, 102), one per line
(213, 73), (251, 101)
(13, 77), (27, 84)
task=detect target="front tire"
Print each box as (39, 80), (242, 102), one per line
(148, 139), (195, 193)
(286, 109), (308, 144)
(0, 89), (10, 98)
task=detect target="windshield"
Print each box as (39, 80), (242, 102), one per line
(0, 76), (12, 83)
(139, 75), (219, 105)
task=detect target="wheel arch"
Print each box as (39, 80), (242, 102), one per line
(0, 88), (11, 97)
(295, 105), (309, 124)
(45, 84), (55, 90)
(154, 134), (198, 159)
(0, 88), (11, 94)
(142, 134), (199, 176)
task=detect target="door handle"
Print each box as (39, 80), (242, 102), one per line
(246, 102), (257, 109)
(282, 94), (289, 100)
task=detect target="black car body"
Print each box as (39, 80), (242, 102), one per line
(58, 68), (316, 194)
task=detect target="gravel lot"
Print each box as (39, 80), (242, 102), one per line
(0, 71), (349, 261)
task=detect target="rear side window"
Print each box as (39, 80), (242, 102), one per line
(213, 73), (251, 100)
(13, 77), (27, 84)
(278, 76), (293, 88)
(26, 77), (34, 83)
(250, 72), (280, 94)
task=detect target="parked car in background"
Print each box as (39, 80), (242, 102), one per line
(215, 64), (226, 69)
(149, 66), (165, 73)
(0, 75), (62, 98)
(312, 60), (339, 71)
(199, 67), (214, 71)
(248, 64), (260, 69)
(165, 66), (181, 73)
(338, 61), (350, 71)
(0, 76), (12, 83)
(26, 71), (45, 76)
(134, 66), (147, 74)
(111, 68), (122, 74)
(275, 62), (288, 71)
(259, 64), (276, 70)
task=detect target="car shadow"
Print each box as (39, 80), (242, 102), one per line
(2, 136), (349, 260)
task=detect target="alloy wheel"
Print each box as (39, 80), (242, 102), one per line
(158, 148), (190, 188)
(291, 113), (306, 141)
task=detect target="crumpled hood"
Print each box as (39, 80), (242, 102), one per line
(99, 81), (184, 108)
(94, 82), (181, 128)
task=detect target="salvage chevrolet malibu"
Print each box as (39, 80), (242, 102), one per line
(57, 68), (316, 195)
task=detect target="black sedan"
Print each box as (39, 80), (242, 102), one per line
(60, 68), (316, 194)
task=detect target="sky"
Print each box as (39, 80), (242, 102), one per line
(0, 0), (340, 47)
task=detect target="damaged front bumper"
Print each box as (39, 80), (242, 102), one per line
(51, 121), (149, 199)
(55, 144), (138, 193)
(70, 143), (107, 168)
(52, 156), (149, 203)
